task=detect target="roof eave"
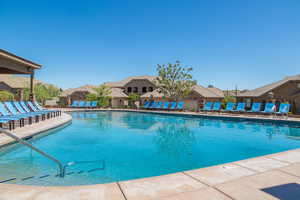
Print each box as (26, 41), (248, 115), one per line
(0, 49), (42, 69)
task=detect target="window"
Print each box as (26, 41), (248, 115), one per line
(297, 83), (300, 88)
(149, 87), (153, 92)
(142, 87), (147, 93)
(127, 87), (132, 93)
(133, 87), (138, 93)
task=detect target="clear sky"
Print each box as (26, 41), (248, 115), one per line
(1, 0), (299, 90)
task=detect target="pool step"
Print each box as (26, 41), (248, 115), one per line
(0, 165), (106, 184)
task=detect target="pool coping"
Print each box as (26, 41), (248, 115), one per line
(0, 110), (300, 200)
(62, 108), (300, 125)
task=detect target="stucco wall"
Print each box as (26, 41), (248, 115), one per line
(124, 79), (156, 95)
(237, 80), (300, 113)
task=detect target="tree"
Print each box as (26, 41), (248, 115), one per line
(34, 83), (50, 103)
(0, 91), (15, 101)
(222, 95), (236, 109)
(155, 61), (196, 101)
(85, 93), (98, 101)
(91, 85), (112, 107)
(23, 83), (61, 104)
(128, 93), (140, 108)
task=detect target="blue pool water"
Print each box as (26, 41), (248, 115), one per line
(1, 111), (300, 186)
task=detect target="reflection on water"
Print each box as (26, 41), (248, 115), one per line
(154, 122), (196, 158)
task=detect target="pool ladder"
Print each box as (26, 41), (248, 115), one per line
(0, 128), (65, 177)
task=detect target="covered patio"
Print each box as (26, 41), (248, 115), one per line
(0, 49), (41, 100)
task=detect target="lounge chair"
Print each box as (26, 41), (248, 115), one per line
(275, 103), (290, 117)
(162, 102), (169, 110)
(91, 101), (98, 108)
(84, 101), (91, 108)
(149, 101), (158, 109)
(14, 102), (43, 122)
(147, 101), (154, 109)
(33, 101), (60, 117)
(70, 101), (79, 107)
(4, 101), (39, 123)
(212, 102), (221, 111)
(261, 103), (276, 114)
(200, 102), (213, 112)
(155, 102), (163, 109)
(0, 102), (25, 128)
(143, 101), (150, 109)
(232, 102), (246, 112)
(247, 103), (261, 113)
(176, 102), (185, 110)
(78, 101), (86, 108)
(26, 101), (54, 118)
(222, 102), (235, 112)
(0, 118), (15, 130)
(20, 101), (45, 119)
(170, 102), (177, 110)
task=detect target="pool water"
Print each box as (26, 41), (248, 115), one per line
(1, 111), (300, 186)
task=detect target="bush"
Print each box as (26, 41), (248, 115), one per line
(128, 94), (140, 108)
(86, 93), (98, 101)
(0, 91), (15, 101)
(222, 95), (236, 109)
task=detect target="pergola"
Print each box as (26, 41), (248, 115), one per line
(0, 49), (41, 101)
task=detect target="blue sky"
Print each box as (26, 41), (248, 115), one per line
(1, 0), (299, 90)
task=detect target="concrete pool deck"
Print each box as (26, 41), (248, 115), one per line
(0, 109), (300, 200)
(0, 113), (72, 149)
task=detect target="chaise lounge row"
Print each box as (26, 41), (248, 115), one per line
(0, 101), (61, 130)
(201, 102), (290, 116)
(142, 101), (185, 110)
(70, 101), (98, 108)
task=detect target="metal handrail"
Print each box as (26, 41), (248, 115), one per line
(0, 128), (65, 177)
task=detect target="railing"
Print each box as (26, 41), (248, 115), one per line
(0, 128), (65, 177)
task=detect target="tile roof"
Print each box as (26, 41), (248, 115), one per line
(0, 74), (43, 88)
(192, 85), (224, 98)
(61, 85), (128, 98)
(104, 75), (157, 88)
(238, 74), (300, 97)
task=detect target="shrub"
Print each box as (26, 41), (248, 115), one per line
(0, 91), (15, 101)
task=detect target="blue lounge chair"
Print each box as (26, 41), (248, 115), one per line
(13, 102), (43, 122)
(247, 103), (261, 113)
(4, 101), (39, 123)
(0, 102), (25, 128)
(0, 118), (15, 130)
(201, 102), (213, 111)
(149, 101), (158, 109)
(176, 102), (185, 110)
(33, 101), (60, 117)
(155, 102), (163, 109)
(162, 102), (169, 110)
(26, 101), (53, 118)
(147, 101), (154, 109)
(233, 102), (246, 112)
(275, 103), (290, 117)
(143, 101), (150, 109)
(262, 103), (276, 114)
(170, 102), (177, 110)
(212, 102), (221, 111)
(70, 101), (79, 107)
(85, 101), (91, 108)
(91, 101), (98, 108)
(78, 101), (86, 107)
(222, 102), (235, 112)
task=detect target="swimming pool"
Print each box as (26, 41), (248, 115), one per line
(0, 111), (300, 186)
